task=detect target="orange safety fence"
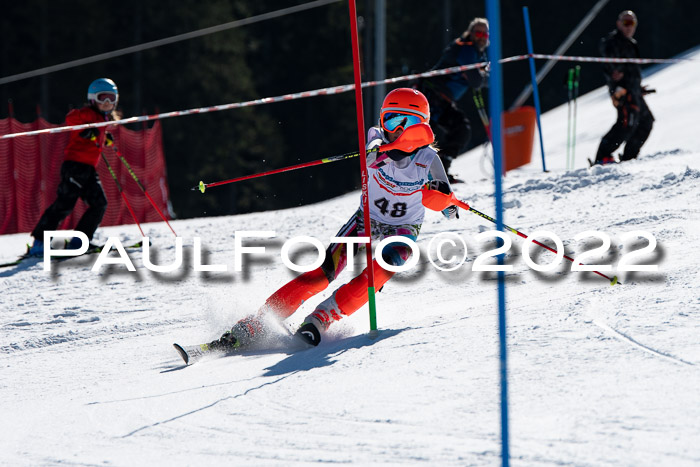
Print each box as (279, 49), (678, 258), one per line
(0, 117), (171, 235)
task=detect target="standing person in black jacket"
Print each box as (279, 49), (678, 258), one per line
(593, 10), (654, 165)
(417, 18), (489, 182)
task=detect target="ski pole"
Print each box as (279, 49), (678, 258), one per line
(195, 122), (434, 193)
(112, 144), (177, 236)
(100, 152), (146, 237)
(472, 89), (492, 142)
(196, 148), (371, 193)
(571, 66), (581, 170)
(566, 68), (574, 171)
(421, 187), (619, 285)
(473, 89), (494, 176)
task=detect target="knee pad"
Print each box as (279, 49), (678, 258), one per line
(380, 234), (416, 267)
(381, 244), (411, 267)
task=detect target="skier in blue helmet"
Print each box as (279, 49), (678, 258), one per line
(28, 78), (120, 256)
(87, 78), (119, 111)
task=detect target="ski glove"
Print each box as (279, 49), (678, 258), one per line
(427, 179), (451, 194)
(427, 180), (459, 219)
(611, 87), (627, 107)
(365, 138), (384, 167)
(78, 129), (114, 146)
(442, 205), (459, 220)
(367, 138), (384, 151)
(79, 128), (99, 141)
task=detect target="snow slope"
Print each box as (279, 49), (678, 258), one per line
(1, 48), (699, 466)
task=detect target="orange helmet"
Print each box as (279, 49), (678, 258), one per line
(380, 88), (430, 133)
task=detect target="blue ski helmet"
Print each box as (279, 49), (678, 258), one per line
(87, 78), (119, 107)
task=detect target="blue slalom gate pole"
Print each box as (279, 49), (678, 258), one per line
(486, 0), (510, 465)
(523, 6), (548, 173)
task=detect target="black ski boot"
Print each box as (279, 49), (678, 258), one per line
(207, 330), (241, 351)
(295, 321), (321, 347)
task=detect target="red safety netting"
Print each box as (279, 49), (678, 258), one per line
(0, 117), (171, 235)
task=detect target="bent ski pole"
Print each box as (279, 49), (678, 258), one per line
(421, 187), (619, 285)
(195, 122), (435, 193)
(113, 146), (177, 236)
(100, 152), (146, 237)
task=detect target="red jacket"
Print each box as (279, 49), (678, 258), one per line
(63, 106), (112, 167)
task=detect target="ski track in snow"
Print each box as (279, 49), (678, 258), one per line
(1, 48), (700, 466)
(589, 317), (695, 367)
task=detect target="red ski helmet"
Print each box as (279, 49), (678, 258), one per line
(380, 88), (430, 133)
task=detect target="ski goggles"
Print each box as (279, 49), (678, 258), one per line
(472, 30), (489, 39)
(620, 18), (637, 27)
(95, 92), (118, 104)
(381, 112), (423, 133)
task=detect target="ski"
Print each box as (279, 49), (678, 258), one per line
(588, 157), (619, 167)
(0, 244), (32, 268)
(173, 342), (227, 365)
(54, 239), (147, 263)
(174, 329), (315, 365)
(0, 240), (147, 269)
(0, 254), (31, 268)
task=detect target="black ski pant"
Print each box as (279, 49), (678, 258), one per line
(595, 93), (654, 162)
(31, 160), (107, 242)
(425, 93), (472, 174)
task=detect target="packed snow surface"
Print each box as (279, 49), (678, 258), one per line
(1, 48), (699, 465)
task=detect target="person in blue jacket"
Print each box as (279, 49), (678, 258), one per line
(417, 18), (489, 182)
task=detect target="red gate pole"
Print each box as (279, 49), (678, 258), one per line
(348, 0), (378, 335)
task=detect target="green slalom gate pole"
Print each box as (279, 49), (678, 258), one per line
(348, 0), (378, 336)
(571, 66), (581, 170)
